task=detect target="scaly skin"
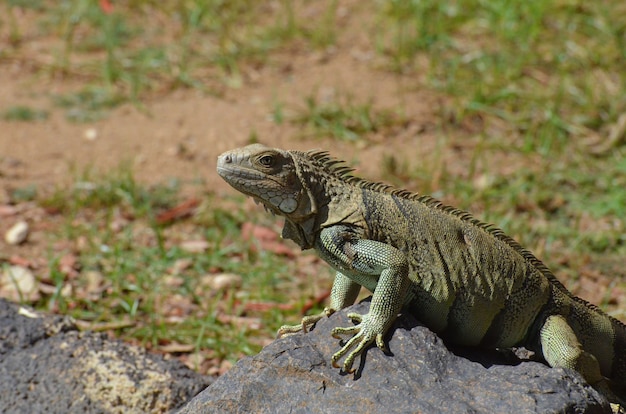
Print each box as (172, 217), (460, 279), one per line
(217, 144), (626, 406)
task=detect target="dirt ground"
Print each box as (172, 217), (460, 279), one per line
(0, 37), (443, 201)
(0, 4), (464, 324)
(1, 0), (533, 208)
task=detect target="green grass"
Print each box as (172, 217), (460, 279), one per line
(41, 164), (179, 216)
(2, 0), (625, 137)
(31, 167), (324, 366)
(290, 94), (405, 142)
(0, 1), (343, 121)
(376, 0), (626, 151)
(2, 105), (49, 121)
(52, 87), (125, 122)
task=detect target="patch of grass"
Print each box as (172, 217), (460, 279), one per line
(52, 87), (124, 122)
(2, 1), (343, 118)
(307, 0), (339, 48)
(41, 164), (179, 217)
(32, 166), (322, 369)
(291, 94), (404, 141)
(376, 0), (626, 153)
(10, 184), (38, 202)
(2, 105), (49, 121)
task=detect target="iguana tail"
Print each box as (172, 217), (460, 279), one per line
(573, 299), (626, 390)
(606, 313), (626, 394)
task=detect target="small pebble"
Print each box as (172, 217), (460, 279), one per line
(0, 265), (38, 301)
(204, 273), (243, 290)
(84, 128), (98, 141)
(5, 220), (29, 245)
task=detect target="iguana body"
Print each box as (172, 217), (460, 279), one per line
(217, 143), (626, 403)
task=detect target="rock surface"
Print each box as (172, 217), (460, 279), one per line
(178, 300), (610, 414)
(0, 298), (211, 414)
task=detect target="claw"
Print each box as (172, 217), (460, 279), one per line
(277, 308), (335, 338)
(331, 333), (372, 373)
(331, 354), (341, 369)
(343, 352), (356, 373)
(331, 325), (360, 339)
(277, 323), (304, 338)
(346, 312), (363, 323)
(375, 333), (387, 353)
(331, 349), (356, 372)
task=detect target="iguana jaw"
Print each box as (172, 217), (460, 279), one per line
(217, 144), (314, 220)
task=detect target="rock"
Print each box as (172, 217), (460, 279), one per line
(0, 265), (39, 302)
(178, 300), (610, 414)
(84, 127), (98, 141)
(0, 299), (211, 414)
(4, 220), (29, 245)
(202, 273), (243, 291)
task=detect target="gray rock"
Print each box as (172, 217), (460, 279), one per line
(0, 299), (211, 414)
(178, 300), (610, 414)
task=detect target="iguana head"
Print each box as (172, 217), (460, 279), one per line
(217, 143), (318, 225)
(218, 144), (366, 249)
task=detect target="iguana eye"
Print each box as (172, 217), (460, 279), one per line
(259, 155), (274, 166)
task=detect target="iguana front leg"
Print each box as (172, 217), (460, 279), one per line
(316, 225), (411, 373)
(277, 272), (361, 336)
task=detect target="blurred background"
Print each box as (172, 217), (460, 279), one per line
(0, 0), (625, 376)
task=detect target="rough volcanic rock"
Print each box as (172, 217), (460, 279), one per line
(178, 300), (610, 414)
(0, 298), (211, 414)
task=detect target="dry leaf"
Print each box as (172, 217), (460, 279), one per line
(159, 342), (195, 353)
(8, 255), (33, 268)
(241, 222), (297, 257)
(180, 240), (210, 253)
(0, 205), (18, 217)
(84, 270), (105, 297)
(169, 258), (193, 274)
(217, 314), (262, 330)
(59, 253), (80, 278)
(201, 273), (243, 290)
(156, 198), (200, 224)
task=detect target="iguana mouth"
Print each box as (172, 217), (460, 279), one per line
(217, 154), (267, 193)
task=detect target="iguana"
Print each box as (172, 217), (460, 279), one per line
(216, 143), (626, 405)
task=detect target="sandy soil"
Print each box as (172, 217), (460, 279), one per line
(0, 30), (444, 202)
(0, 3), (454, 306)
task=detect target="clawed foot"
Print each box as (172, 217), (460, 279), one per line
(278, 309), (390, 374)
(330, 312), (387, 373)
